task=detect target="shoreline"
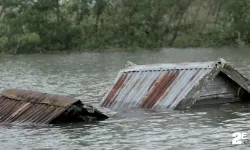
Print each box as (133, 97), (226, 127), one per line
(0, 45), (246, 55)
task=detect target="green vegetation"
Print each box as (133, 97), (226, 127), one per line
(0, 0), (250, 53)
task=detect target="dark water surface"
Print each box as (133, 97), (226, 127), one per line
(1, 48), (250, 150)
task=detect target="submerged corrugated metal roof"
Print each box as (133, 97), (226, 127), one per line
(101, 61), (216, 109)
(0, 89), (78, 124)
(0, 89), (108, 124)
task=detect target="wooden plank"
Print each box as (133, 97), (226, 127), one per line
(176, 61), (223, 109)
(193, 97), (240, 106)
(199, 92), (237, 99)
(208, 75), (227, 86)
(202, 85), (236, 96)
(202, 74), (239, 96)
(221, 64), (250, 93)
(195, 92), (239, 106)
(178, 63), (250, 109)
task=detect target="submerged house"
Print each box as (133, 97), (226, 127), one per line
(100, 58), (250, 109)
(0, 89), (108, 124)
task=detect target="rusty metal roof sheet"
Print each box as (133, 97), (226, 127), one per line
(100, 61), (216, 109)
(1, 89), (78, 107)
(0, 89), (108, 124)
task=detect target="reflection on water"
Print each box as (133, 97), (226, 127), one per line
(0, 48), (250, 150)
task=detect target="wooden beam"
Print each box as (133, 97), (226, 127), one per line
(176, 61), (223, 109)
(220, 64), (250, 93)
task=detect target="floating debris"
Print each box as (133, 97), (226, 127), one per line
(100, 58), (250, 109)
(0, 89), (108, 124)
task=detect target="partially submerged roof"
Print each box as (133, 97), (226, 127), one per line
(0, 89), (108, 124)
(100, 59), (250, 109)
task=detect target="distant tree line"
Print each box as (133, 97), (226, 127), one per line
(0, 0), (250, 53)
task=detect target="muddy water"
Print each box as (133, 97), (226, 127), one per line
(0, 48), (250, 150)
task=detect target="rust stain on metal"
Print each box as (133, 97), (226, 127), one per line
(146, 71), (180, 108)
(141, 71), (178, 108)
(100, 59), (250, 109)
(169, 69), (201, 108)
(107, 72), (134, 107)
(1, 89), (77, 107)
(189, 69), (201, 81)
(152, 70), (188, 109)
(100, 61), (215, 109)
(0, 89), (108, 124)
(101, 73), (128, 107)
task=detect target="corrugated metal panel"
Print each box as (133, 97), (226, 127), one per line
(0, 89), (108, 124)
(101, 62), (215, 109)
(0, 89), (78, 124)
(1, 89), (78, 107)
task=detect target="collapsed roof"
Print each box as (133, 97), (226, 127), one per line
(100, 58), (250, 109)
(0, 89), (108, 124)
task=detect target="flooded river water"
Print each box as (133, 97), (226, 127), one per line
(1, 48), (250, 150)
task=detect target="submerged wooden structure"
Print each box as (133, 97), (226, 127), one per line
(100, 58), (250, 109)
(0, 89), (108, 124)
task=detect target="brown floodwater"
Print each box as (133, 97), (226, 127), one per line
(0, 48), (250, 150)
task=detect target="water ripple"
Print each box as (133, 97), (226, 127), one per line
(0, 49), (250, 150)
